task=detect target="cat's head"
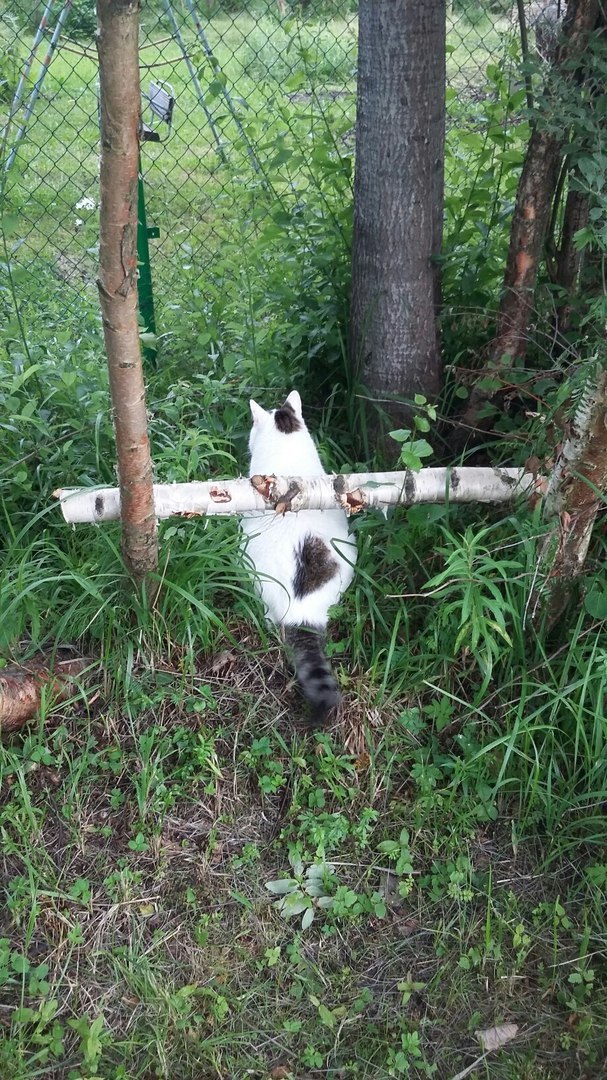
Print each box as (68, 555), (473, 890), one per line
(248, 391), (304, 445)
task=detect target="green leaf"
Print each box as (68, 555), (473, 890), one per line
(399, 449), (423, 472)
(306, 862), (330, 880)
(265, 878), (297, 895)
(301, 906), (315, 930)
(377, 840), (401, 856)
(389, 428), (412, 443)
(317, 1002), (335, 1029)
(10, 952), (30, 974)
(410, 439), (433, 458)
(278, 894), (309, 917)
(584, 586), (607, 620)
(305, 882), (328, 898)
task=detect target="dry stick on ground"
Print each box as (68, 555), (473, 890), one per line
(530, 365), (607, 623)
(461, 0), (600, 431)
(97, 0), (158, 582)
(0, 656), (93, 733)
(54, 467), (537, 523)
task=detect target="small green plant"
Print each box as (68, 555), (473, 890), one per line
(423, 523), (520, 684)
(0, 941), (50, 998)
(67, 1014), (105, 1074)
(387, 1029), (436, 1076)
(241, 735), (286, 794)
(389, 395), (437, 471)
(10, 1000), (65, 1066)
(377, 829), (415, 898)
(266, 857), (335, 929)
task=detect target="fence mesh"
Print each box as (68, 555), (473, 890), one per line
(0, 2), (550, 338)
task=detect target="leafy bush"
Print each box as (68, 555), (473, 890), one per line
(454, 0), (511, 19)
(69, 0), (97, 40)
(0, 12), (20, 103)
(8, 0), (96, 38)
(441, 59), (529, 368)
(238, 21), (357, 85)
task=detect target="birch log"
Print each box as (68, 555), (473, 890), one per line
(55, 468), (536, 524)
(97, 0), (158, 581)
(0, 656), (93, 732)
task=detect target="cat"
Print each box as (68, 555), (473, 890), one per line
(240, 390), (357, 725)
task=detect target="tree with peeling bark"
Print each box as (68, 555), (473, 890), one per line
(533, 365), (607, 622)
(349, 0), (446, 433)
(462, 0), (601, 431)
(97, 0), (158, 582)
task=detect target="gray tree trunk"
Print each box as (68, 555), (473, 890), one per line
(349, 0), (446, 430)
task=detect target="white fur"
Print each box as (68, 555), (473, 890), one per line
(240, 392), (356, 627)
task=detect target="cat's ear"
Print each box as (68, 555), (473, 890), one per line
(284, 390), (302, 417)
(249, 399), (268, 426)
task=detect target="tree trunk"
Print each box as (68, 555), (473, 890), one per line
(97, 0), (158, 582)
(349, 0), (446, 432)
(531, 367), (607, 624)
(554, 180), (590, 336)
(461, 0), (599, 430)
(554, 0), (607, 338)
(55, 467), (535, 523)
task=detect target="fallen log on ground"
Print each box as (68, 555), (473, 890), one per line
(0, 656), (93, 733)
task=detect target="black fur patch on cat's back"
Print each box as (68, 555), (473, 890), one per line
(274, 401), (301, 434)
(293, 534), (339, 599)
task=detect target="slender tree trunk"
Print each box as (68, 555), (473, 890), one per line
(554, 180), (590, 335)
(462, 0), (599, 430)
(349, 0), (446, 431)
(554, 1), (607, 338)
(531, 366), (607, 624)
(97, 0), (158, 582)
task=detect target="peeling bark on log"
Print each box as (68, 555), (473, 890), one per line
(462, 0), (599, 431)
(97, 0), (158, 582)
(532, 367), (607, 623)
(54, 468), (536, 523)
(0, 657), (92, 733)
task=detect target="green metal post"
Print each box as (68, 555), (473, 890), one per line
(137, 147), (159, 364)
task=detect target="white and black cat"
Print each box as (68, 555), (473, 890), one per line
(240, 390), (357, 724)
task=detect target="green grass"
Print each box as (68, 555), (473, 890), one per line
(1, 9), (358, 331)
(2, 427), (607, 1077)
(0, 5), (513, 337)
(1, 6), (607, 1078)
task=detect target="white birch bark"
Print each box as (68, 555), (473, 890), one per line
(55, 467), (535, 524)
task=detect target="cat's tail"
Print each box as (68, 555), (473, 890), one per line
(284, 623), (340, 725)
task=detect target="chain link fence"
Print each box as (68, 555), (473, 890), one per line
(0, 1), (548, 336)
